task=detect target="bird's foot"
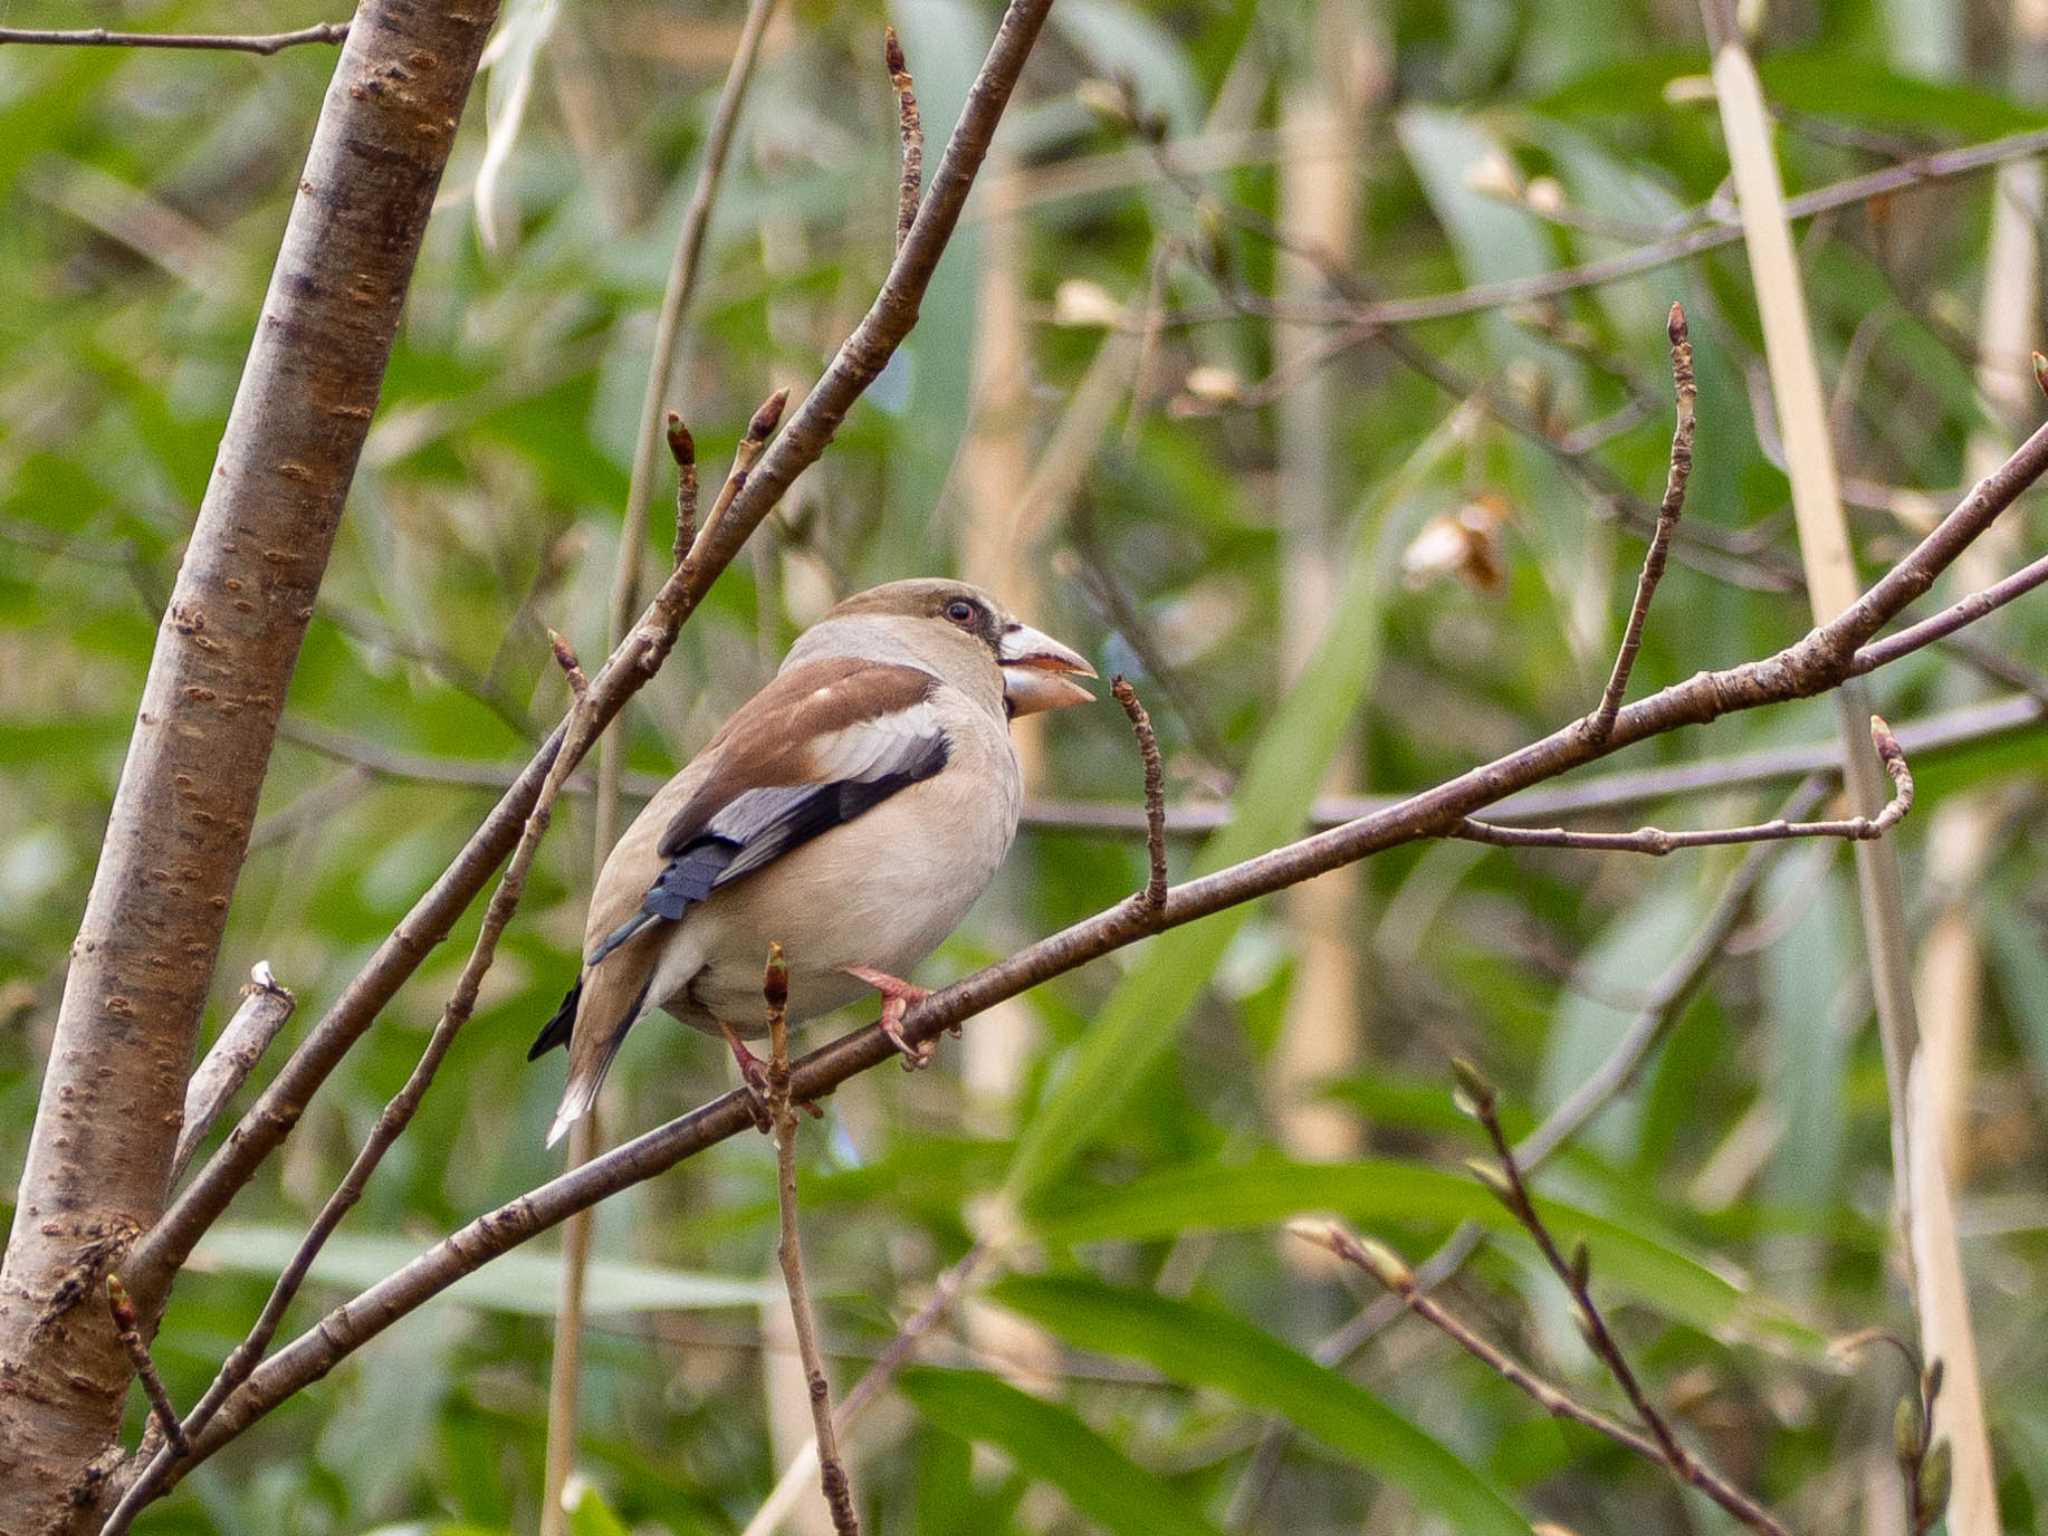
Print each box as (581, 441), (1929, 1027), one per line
(843, 965), (934, 1071)
(719, 1021), (774, 1133)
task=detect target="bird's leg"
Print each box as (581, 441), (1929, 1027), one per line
(718, 1019), (773, 1132)
(842, 965), (935, 1070)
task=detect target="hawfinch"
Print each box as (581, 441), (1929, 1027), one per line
(529, 578), (1095, 1145)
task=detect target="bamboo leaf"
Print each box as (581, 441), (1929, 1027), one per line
(1003, 419), (1460, 1207)
(899, 1366), (1231, 1536)
(1023, 1157), (1820, 1351)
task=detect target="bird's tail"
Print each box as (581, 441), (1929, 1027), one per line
(541, 971), (650, 1148)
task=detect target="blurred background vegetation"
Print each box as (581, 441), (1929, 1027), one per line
(4, 0), (2048, 1530)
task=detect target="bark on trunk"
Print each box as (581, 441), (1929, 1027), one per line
(0, 3), (497, 1526)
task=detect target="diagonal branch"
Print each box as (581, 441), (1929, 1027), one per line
(147, 396), (2048, 1486)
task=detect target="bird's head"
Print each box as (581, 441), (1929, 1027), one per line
(815, 578), (1097, 717)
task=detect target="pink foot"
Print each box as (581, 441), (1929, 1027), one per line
(843, 965), (934, 1070)
(718, 1020), (773, 1132)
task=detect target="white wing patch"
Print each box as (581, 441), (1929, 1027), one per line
(805, 701), (945, 784)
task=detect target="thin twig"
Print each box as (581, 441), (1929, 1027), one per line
(1448, 1069), (1789, 1535)
(1110, 677), (1167, 913)
(103, 641), (606, 1536)
(1177, 125), (2048, 331)
(885, 28), (923, 250)
(1851, 550), (2048, 676)
(1295, 1222), (1791, 1536)
(1588, 302), (1697, 739)
(765, 946), (861, 1536)
(0, 21), (348, 54)
(272, 692), (2040, 838)
(1462, 1068), (1694, 1468)
(737, 1245), (990, 1536)
(1224, 781), (1826, 1529)
(669, 413), (699, 571)
(1456, 716), (1911, 854)
(105, 1280), (186, 1459)
(170, 966), (296, 1187)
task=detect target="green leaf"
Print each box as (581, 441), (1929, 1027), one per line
(989, 1276), (1531, 1536)
(190, 1225), (777, 1315)
(564, 1480), (635, 1536)
(1023, 1157), (1818, 1350)
(1003, 418), (1460, 1207)
(1537, 53), (2048, 136)
(1762, 859), (1853, 1214)
(900, 1367), (1230, 1536)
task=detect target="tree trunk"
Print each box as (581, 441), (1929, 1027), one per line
(0, 3), (498, 1526)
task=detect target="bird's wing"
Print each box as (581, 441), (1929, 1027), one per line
(584, 657), (951, 966)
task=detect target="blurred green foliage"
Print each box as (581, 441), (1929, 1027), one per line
(3, 0), (2047, 1531)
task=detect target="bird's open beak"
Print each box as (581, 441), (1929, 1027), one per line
(998, 623), (1097, 716)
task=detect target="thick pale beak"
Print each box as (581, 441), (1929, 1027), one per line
(998, 622), (1097, 716)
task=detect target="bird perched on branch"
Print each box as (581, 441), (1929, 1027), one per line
(529, 578), (1096, 1145)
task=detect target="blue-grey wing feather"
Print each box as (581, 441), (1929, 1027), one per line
(586, 733), (948, 967)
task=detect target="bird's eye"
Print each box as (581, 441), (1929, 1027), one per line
(945, 600), (976, 624)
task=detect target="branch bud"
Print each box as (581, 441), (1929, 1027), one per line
(749, 387), (790, 443)
(1450, 1056), (1497, 1117)
(665, 410), (695, 470)
(763, 941), (789, 1011)
(1894, 1394), (1923, 1464)
(1916, 1439), (1952, 1532)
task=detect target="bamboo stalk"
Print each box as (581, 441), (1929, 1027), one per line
(1702, 9), (1997, 1528)
(1269, 1), (1376, 1173)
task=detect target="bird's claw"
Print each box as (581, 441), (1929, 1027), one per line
(720, 1024), (775, 1133)
(843, 965), (934, 1071)
(881, 1008), (936, 1071)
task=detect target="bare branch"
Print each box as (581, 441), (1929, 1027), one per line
(170, 966), (296, 1187)
(0, 21), (348, 55)
(1109, 676), (1167, 913)
(275, 692), (2040, 839)
(765, 946), (861, 1536)
(1587, 302), (1697, 739)
(1194, 126), (2048, 332)
(1227, 780), (1828, 1527)
(1456, 715), (1911, 854)
(740, 1245), (989, 1536)
(885, 28), (923, 250)
(1851, 549), (2048, 676)
(104, 1281), (184, 1460)
(1296, 1221), (1790, 1536)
